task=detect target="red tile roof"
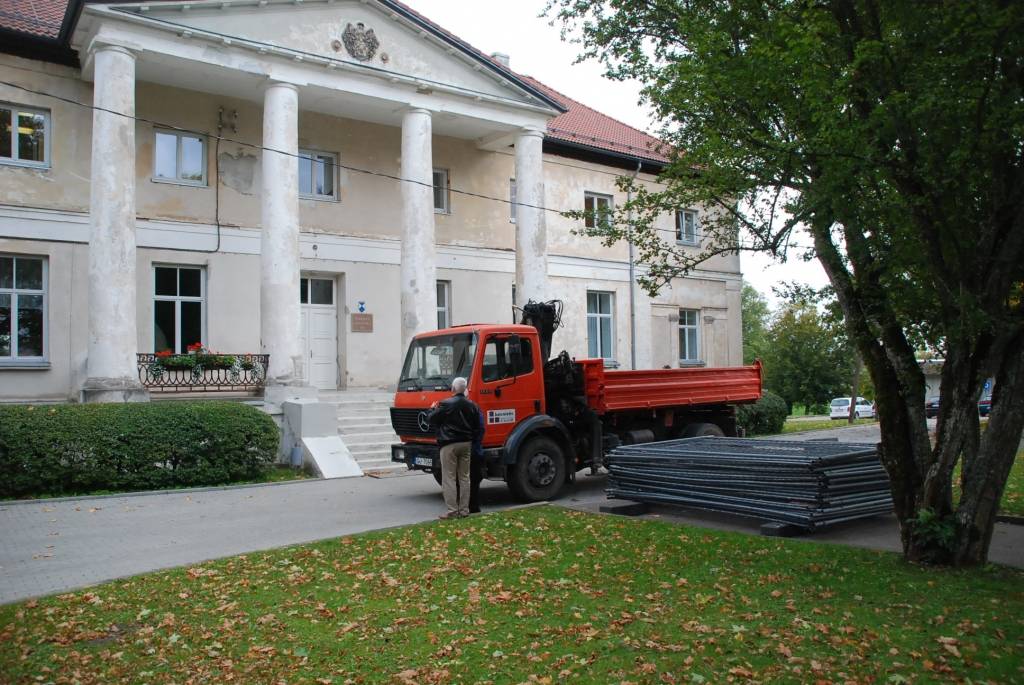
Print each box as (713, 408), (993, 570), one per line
(519, 75), (671, 165)
(0, 0), (66, 38)
(0, 0), (671, 165)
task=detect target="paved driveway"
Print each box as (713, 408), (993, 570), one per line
(2, 423), (1020, 605)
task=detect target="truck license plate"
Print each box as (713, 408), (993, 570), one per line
(414, 456), (433, 467)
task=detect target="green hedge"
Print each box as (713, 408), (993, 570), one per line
(0, 401), (279, 498)
(736, 390), (789, 436)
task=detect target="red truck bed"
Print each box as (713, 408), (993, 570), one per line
(580, 360), (763, 414)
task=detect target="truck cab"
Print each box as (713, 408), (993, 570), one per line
(390, 323), (572, 500)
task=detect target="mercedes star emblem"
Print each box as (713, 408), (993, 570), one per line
(417, 411), (430, 432)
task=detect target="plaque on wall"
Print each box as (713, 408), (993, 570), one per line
(351, 313), (374, 333)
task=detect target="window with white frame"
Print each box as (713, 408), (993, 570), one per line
(509, 178), (517, 223)
(678, 309), (701, 363)
(584, 192), (613, 229)
(298, 150), (337, 200)
(153, 130), (206, 185)
(433, 168), (450, 213)
(0, 255), (46, 361)
(154, 265), (205, 353)
(300, 277), (334, 305)
(437, 280), (451, 329)
(677, 209), (698, 245)
(0, 104), (49, 168)
(586, 291), (614, 359)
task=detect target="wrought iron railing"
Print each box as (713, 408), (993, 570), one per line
(137, 353), (269, 393)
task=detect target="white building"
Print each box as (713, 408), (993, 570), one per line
(0, 0), (743, 403)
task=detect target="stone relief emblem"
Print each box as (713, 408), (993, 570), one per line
(341, 22), (380, 62)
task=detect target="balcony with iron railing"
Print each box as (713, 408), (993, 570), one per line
(137, 348), (269, 394)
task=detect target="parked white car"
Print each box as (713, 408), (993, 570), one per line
(830, 396), (875, 420)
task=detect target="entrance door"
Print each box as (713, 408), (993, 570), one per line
(299, 277), (338, 389)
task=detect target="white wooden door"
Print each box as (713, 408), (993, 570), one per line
(299, 277), (338, 389)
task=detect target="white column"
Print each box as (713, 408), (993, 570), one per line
(83, 44), (147, 403)
(400, 107), (437, 353)
(514, 126), (549, 305)
(261, 82), (303, 387)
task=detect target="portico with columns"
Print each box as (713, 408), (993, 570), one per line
(71, 0), (561, 401)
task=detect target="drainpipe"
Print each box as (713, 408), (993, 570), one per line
(627, 161), (642, 370)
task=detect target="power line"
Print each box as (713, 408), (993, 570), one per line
(1, 79), (804, 253)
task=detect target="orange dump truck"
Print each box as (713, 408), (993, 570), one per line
(390, 302), (762, 501)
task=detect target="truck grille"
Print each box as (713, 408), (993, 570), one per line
(390, 407), (437, 438)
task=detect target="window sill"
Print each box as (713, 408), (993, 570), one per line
(300, 194), (339, 203)
(0, 361), (50, 370)
(0, 159), (50, 171)
(434, 208), (451, 215)
(678, 360), (706, 368)
(152, 177), (208, 188)
(676, 240), (700, 247)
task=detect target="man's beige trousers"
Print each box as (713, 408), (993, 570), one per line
(440, 441), (472, 516)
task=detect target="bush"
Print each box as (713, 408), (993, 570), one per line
(0, 401), (279, 498)
(736, 390), (789, 436)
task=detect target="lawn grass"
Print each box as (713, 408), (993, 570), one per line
(782, 417), (875, 433)
(1, 506), (1021, 684)
(1, 467), (309, 502)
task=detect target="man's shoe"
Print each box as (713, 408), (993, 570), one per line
(438, 512), (460, 520)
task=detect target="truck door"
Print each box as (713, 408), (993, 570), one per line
(475, 334), (540, 446)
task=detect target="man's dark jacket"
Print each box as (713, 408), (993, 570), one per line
(427, 393), (482, 446)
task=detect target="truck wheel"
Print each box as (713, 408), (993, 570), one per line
(432, 469), (443, 486)
(508, 436), (566, 502)
(682, 422), (725, 438)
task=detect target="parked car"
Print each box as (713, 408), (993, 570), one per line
(925, 396), (941, 418)
(978, 397), (992, 417)
(829, 397), (875, 420)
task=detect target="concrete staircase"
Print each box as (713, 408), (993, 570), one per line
(318, 388), (402, 473)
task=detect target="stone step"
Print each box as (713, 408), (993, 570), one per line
(343, 432), (400, 446)
(340, 422), (393, 433)
(348, 442), (396, 454)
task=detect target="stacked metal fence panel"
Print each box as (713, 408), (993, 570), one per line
(606, 437), (893, 530)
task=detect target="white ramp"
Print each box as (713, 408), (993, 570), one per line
(282, 399), (363, 479)
(302, 436), (363, 479)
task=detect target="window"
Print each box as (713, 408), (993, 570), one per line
(678, 309), (701, 363)
(677, 209), (698, 245)
(0, 104), (49, 168)
(509, 178), (517, 223)
(154, 265), (205, 353)
(298, 150), (337, 200)
(584, 192), (613, 229)
(300, 277), (334, 305)
(0, 255), (46, 361)
(586, 291), (614, 359)
(433, 168), (450, 213)
(153, 130), (206, 185)
(481, 335), (534, 382)
(437, 280), (451, 329)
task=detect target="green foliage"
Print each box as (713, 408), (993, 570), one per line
(761, 302), (852, 410)
(909, 509), (957, 564)
(547, 0), (1024, 563)
(740, 284), (770, 364)
(736, 390), (788, 436)
(0, 402), (279, 498)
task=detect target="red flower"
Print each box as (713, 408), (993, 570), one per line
(155, 349), (173, 358)
(187, 342), (203, 353)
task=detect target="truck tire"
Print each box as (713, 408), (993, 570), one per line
(508, 436), (566, 502)
(432, 469), (443, 486)
(682, 422), (726, 438)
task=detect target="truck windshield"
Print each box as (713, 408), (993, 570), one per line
(398, 333), (477, 391)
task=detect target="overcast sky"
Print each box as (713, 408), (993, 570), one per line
(407, 0), (829, 307)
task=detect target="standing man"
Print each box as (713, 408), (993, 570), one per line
(427, 377), (481, 519)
